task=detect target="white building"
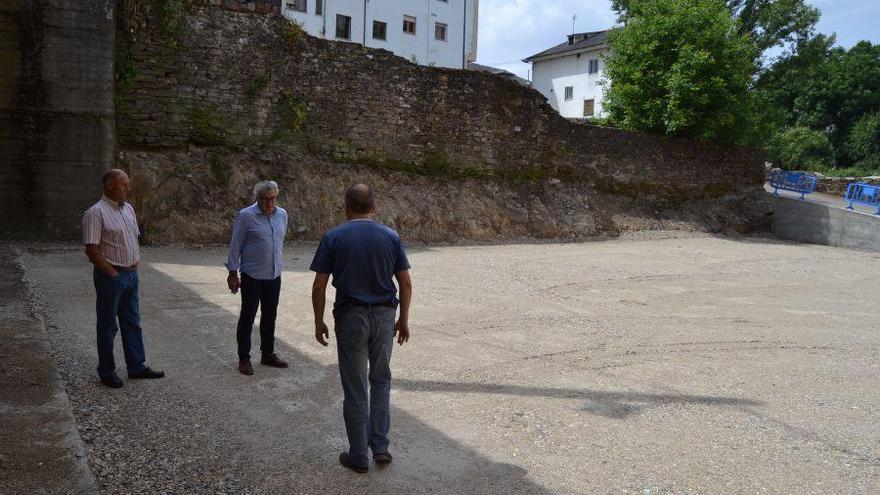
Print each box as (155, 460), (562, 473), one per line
(282, 0), (478, 69)
(523, 30), (610, 119)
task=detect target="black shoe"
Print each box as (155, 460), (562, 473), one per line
(339, 453), (368, 473)
(128, 367), (165, 379)
(100, 374), (124, 388)
(373, 451), (393, 464)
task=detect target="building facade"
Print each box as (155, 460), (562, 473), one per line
(282, 0), (478, 69)
(524, 31), (610, 119)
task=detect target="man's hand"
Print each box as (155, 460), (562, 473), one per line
(227, 272), (240, 294)
(394, 320), (410, 345)
(315, 321), (330, 346)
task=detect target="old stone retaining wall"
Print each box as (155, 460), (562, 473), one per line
(115, 3), (764, 216)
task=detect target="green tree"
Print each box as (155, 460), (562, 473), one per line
(756, 40), (880, 167)
(602, 0), (756, 144)
(766, 126), (834, 171)
(843, 112), (880, 172)
(612, 0), (819, 63)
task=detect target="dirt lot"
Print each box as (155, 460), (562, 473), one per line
(15, 232), (880, 494)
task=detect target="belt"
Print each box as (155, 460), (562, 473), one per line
(111, 264), (138, 272)
(352, 302), (395, 308)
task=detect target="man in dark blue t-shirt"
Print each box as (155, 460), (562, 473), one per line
(310, 183), (413, 474)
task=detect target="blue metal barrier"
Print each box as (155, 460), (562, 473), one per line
(845, 182), (880, 215)
(770, 170), (817, 200)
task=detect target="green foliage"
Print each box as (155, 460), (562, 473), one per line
(756, 39), (880, 171)
(189, 106), (244, 150)
(612, 0), (819, 62)
(153, 0), (184, 39)
(766, 126), (834, 171)
(603, 0), (757, 144)
(281, 19), (305, 45)
(584, 116), (617, 128)
(275, 95), (309, 143)
(245, 74), (270, 100)
(843, 112), (880, 173)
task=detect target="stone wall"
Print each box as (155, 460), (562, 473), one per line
(815, 176), (880, 197)
(115, 3), (765, 216)
(0, 0), (115, 239)
(0, 0), (769, 243)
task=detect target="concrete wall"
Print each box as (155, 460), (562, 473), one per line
(282, 0), (477, 69)
(530, 47), (609, 118)
(771, 195), (880, 251)
(0, 0), (115, 239)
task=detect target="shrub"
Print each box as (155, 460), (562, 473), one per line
(766, 126), (834, 171)
(842, 112), (880, 174)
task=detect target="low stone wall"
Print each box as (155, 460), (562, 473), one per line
(815, 176), (880, 197)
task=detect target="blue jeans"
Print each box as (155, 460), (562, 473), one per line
(93, 268), (147, 379)
(334, 305), (396, 468)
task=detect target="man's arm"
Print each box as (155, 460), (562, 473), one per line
(394, 270), (412, 345)
(226, 212), (247, 294)
(85, 244), (118, 278)
(312, 272), (331, 346)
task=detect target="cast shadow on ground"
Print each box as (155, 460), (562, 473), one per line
(394, 379), (762, 419)
(67, 252), (554, 494)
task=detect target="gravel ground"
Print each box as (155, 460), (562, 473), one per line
(17, 232), (880, 494)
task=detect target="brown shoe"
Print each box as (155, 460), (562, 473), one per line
(238, 359), (254, 375)
(260, 353), (288, 368)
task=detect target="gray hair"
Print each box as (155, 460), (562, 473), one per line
(253, 180), (279, 201)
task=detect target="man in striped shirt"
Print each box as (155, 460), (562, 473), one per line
(83, 169), (165, 389)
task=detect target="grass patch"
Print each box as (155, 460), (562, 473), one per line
(274, 94), (309, 143)
(245, 74), (270, 100)
(189, 106), (244, 150)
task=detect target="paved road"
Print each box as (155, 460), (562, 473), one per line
(15, 233), (880, 494)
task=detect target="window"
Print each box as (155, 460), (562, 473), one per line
(435, 22), (447, 41)
(315, 0), (322, 15)
(336, 14), (351, 39)
(403, 15), (417, 35)
(287, 0), (306, 13)
(373, 20), (387, 40)
(564, 86), (573, 101)
(584, 99), (595, 117)
(588, 59), (599, 74)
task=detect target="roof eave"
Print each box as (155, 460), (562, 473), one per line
(523, 43), (609, 64)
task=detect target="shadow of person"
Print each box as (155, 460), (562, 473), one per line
(24, 247), (554, 495)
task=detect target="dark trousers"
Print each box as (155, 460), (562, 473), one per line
(93, 269), (147, 379)
(236, 273), (281, 360)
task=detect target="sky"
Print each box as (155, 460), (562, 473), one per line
(476, 0), (880, 80)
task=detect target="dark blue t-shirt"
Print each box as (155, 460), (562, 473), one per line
(309, 219), (411, 308)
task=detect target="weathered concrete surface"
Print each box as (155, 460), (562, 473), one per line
(770, 192), (880, 251)
(0, 0), (114, 239)
(0, 245), (96, 495)
(16, 234), (880, 493)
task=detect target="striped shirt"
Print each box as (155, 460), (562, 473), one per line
(83, 196), (141, 267)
